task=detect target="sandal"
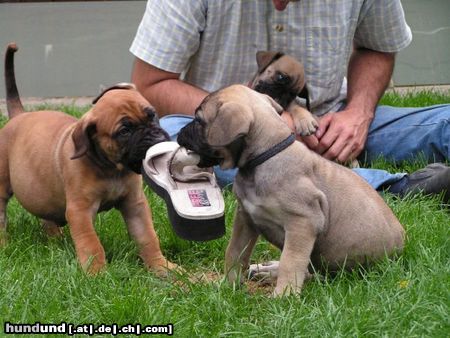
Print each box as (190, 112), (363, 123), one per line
(142, 141), (225, 241)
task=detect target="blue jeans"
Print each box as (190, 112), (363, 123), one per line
(160, 104), (450, 189)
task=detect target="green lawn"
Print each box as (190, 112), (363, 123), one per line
(0, 92), (449, 337)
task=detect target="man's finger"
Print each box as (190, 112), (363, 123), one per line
(335, 143), (355, 163)
(322, 135), (349, 160)
(299, 134), (320, 150)
(316, 128), (339, 155)
(315, 113), (333, 139)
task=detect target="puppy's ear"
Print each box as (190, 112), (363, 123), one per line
(92, 82), (137, 104)
(71, 118), (97, 160)
(262, 94), (284, 115)
(207, 102), (253, 146)
(256, 51), (284, 73)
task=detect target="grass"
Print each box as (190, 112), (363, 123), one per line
(0, 92), (449, 337)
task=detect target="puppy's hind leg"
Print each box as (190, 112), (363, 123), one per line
(248, 261), (279, 285)
(0, 166), (12, 247)
(0, 196), (10, 247)
(249, 261), (316, 285)
(42, 219), (64, 238)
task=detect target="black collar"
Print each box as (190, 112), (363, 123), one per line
(240, 133), (295, 172)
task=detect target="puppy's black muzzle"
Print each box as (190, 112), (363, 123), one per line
(125, 124), (170, 173)
(254, 80), (297, 110)
(178, 119), (222, 168)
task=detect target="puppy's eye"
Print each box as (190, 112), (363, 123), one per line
(276, 73), (289, 83)
(118, 126), (131, 136)
(194, 116), (205, 126)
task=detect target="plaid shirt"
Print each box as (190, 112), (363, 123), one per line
(130, 0), (412, 116)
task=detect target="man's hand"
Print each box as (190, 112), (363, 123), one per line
(286, 108), (372, 163)
(300, 47), (395, 163)
(312, 108), (373, 163)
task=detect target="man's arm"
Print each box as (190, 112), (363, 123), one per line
(131, 57), (208, 116)
(310, 48), (395, 162)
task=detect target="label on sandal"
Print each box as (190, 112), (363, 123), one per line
(188, 189), (211, 207)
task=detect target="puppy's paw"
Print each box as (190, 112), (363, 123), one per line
(82, 254), (107, 275)
(273, 278), (307, 297)
(272, 284), (301, 297)
(293, 115), (319, 136)
(151, 260), (185, 278)
(226, 266), (245, 286)
(248, 260), (279, 285)
(77, 243), (107, 275)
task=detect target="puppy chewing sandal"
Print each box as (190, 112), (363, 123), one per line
(142, 141), (225, 241)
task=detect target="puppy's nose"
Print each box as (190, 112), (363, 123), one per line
(158, 129), (170, 142)
(177, 125), (191, 145)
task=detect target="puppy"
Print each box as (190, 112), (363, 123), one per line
(249, 51), (318, 136)
(0, 43), (177, 275)
(177, 84), (405, 296)
(250, 51), (359, 168)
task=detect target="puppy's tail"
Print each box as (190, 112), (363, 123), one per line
(4, 43), (25, 118)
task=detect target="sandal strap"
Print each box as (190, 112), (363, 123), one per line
(169, 147), (217, 186)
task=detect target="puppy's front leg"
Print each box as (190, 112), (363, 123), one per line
(225, 203), (259, 285)
(274, 224), (316, 297)
(66, 200), (105, 274)
(287, 102), (318, 136)
(119, 191), (179, 277)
